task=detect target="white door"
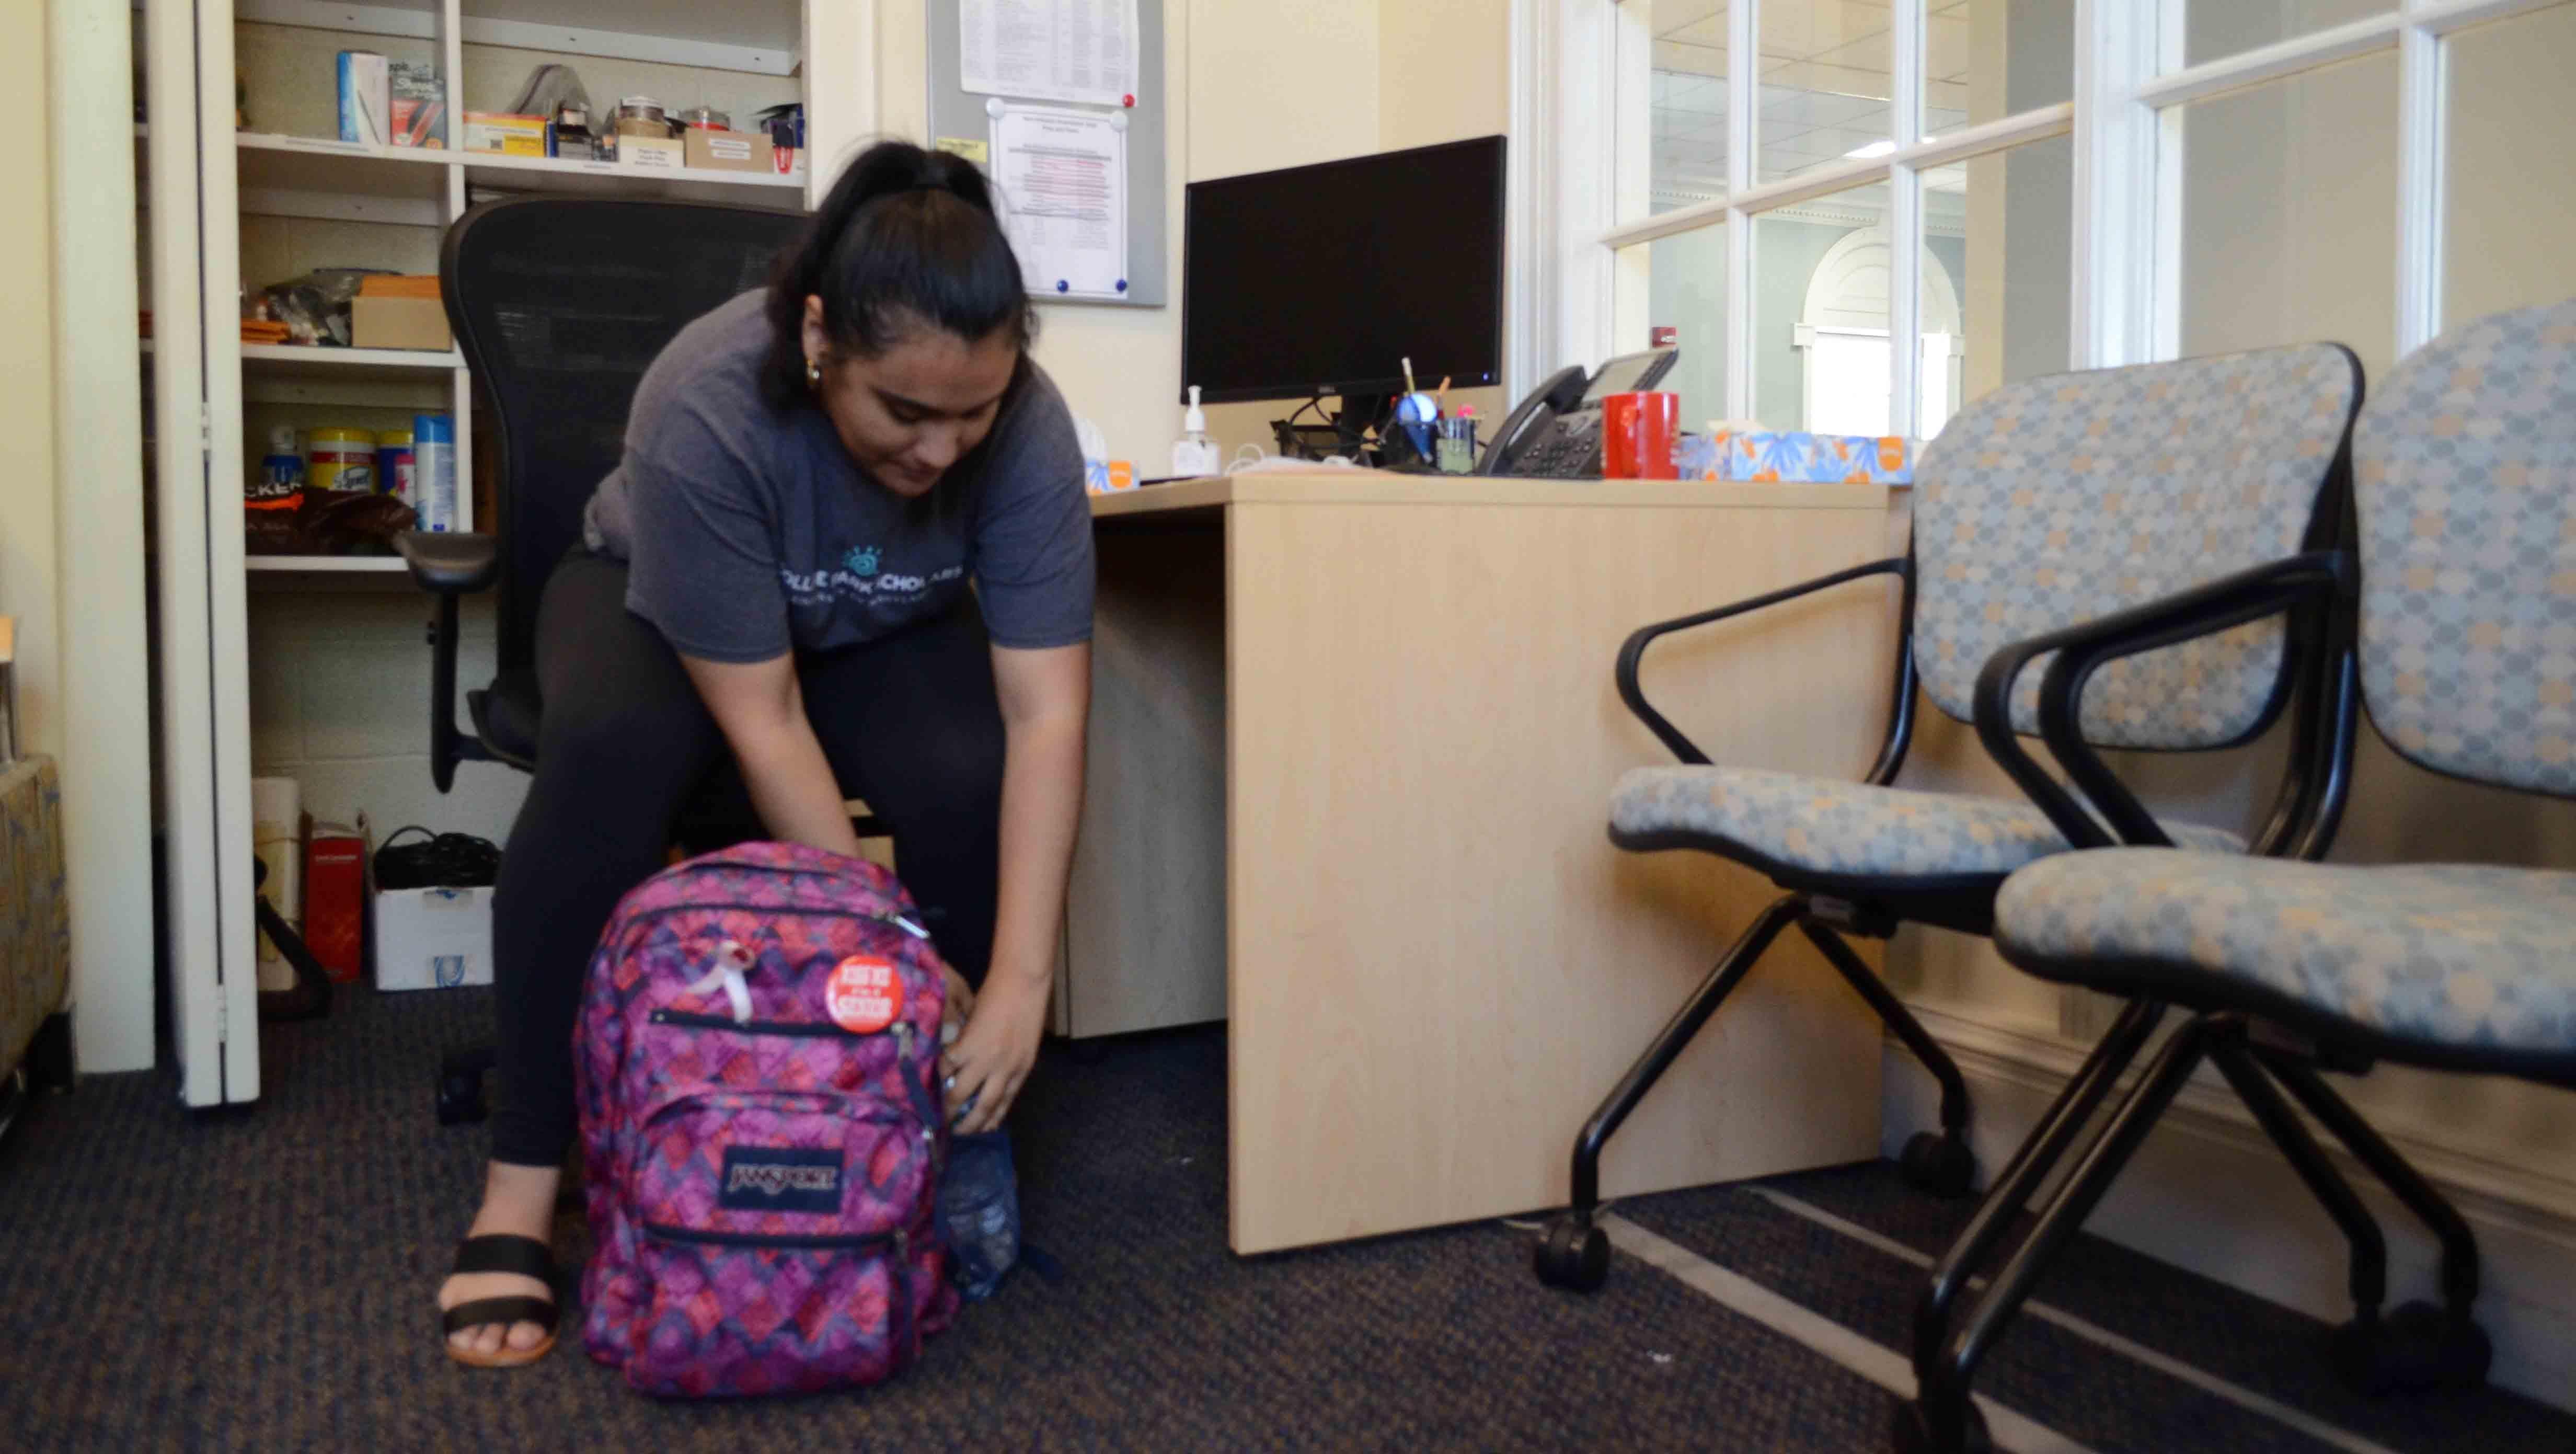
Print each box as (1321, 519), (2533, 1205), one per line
(142, 0), (260, 1106)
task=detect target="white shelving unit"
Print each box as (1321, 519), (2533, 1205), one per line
(140, 0), (856, 1107)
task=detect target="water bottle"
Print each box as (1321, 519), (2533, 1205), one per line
(939, 1127), (1020, 1300)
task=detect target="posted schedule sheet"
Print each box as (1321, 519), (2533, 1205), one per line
(960, 0), (1140, 109)
(989, 105), (1128, 299)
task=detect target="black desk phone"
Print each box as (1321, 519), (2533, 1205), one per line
(1478, 347), (1681, 477)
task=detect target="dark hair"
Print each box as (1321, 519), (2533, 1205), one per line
(761, 140), (1037, 409)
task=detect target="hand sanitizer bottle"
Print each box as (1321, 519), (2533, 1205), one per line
(1172, 385), (1219, 477)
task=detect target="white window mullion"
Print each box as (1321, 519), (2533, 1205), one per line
(2394, 16), (2447, 354)
(1724, 0), (1757, 422)
(2073, 0), (2164, 368)
(1889, 0), (1924, 439)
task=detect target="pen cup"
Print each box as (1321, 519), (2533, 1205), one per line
(1435, 415), (1478, 473)
(1602, 392), (1680, 479)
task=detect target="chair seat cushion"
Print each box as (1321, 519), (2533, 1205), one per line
(470, 668), (540, 765)
(1609, 766), (2245, 881)
(1996, 850), (2576, 1057)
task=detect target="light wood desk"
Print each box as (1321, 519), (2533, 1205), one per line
(1065, 472), (1901, 1253)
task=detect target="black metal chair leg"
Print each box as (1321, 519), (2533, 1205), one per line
(1911, 998), (2163, 1380)
(2253, 1046), (2479, 1310)
(2251, 1045), (2493, 1392)
(1798, 918), (1977, 1196)
(2209, 1034), (2388, 1320)
(1533, 893), (1806, 1293)
(1913, 1014), (2216, 1453)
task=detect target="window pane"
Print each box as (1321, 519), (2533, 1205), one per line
(1753, 180), (1895, 429)
(2443, 3), (2576, 328)
(1760, 0), (1893, 182)
(2173, 0), (2391, 70)
(2176, 53), (2398, 374)
(1650, 1), (1731, 212)
(1933, 0), (2074, 136)
(1929, 132), (2072, 439)
(1641, 226), (1730, 433)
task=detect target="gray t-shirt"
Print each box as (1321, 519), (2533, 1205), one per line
(583, 291), (1094, 662)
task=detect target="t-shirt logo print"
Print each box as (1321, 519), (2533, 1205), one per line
(845, 545), (881, 576)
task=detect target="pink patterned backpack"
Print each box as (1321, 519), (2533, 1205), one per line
(573, 842), (957, 1398)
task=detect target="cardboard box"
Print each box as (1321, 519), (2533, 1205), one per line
(337, 51), (389, 146)
(388, 62), (444, 148)
(374, 883), (495, 991)
(463, 111), (546, 156)
(684, 128), (770, 173)
(619, 134), (684, 170)
(303, 817), (367, 985)
(351, 276), (451, 351)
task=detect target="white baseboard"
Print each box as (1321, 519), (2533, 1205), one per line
(1881, 1005), (2576, 1415)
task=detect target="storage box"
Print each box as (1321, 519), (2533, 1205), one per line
(462, 111), (546, 156)
(337, 51), (389, 146)
(251, 777), (301, 994)
(303, 816), (366, 985)
(388, 62), (445, 148)
(1700, 430), (1914, 485)
(350, 275), (450, 351)
(684, 128), (770, 173)
(374, 883), (494, 991)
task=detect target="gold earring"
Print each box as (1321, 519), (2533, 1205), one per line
(806, 357), (822, 388)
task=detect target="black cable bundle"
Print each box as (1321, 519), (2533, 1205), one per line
(372, 826), (502, 890)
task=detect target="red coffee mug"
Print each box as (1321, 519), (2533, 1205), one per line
(1602, 391), (1680, 479)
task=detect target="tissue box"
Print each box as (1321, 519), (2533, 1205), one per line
(1703, 430), (1913, 485)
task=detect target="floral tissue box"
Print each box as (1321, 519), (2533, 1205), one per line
(1690, 430), (1913, 485)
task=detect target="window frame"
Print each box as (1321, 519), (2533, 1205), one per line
(1558, 0), (2570, 437)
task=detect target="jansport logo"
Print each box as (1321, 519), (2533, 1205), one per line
(726, 1162), (840, 1198)
(717, 1146), (844, 1213)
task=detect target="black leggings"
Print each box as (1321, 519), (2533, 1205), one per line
(488, 551), (1005, 1167)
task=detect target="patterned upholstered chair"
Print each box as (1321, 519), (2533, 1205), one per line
(1531, 341), (2365, 1294)
(1902, 300), (2576, 1453)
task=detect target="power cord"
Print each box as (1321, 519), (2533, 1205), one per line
(373, 826), (502, 890)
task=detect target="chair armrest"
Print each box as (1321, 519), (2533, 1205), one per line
(395, 531), (501, 596)
(1617, 556), (1909, 765)
(1972, 551), (2350, 851)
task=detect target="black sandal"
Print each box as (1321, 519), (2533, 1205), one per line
(441, 1233), (561, 1368)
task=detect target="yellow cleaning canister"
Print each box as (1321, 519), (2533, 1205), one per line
(307, 426), (377, 496)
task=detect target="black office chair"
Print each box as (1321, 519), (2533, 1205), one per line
(401, 198), (879, 1124)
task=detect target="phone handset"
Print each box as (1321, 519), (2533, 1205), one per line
(1477, 364), (1591, 476)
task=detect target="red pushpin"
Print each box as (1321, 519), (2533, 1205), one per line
(1122, 94), (1135, 108)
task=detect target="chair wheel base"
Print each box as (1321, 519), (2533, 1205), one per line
(1532, 1215), (1609, 1293)
(1900, 1130), (1977, 1199)
(2331, 1301), (2491, 1395)
(1892, 1396), (1991, 1453)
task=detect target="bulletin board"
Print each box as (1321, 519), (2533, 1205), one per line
(927, 0), (1168, 308)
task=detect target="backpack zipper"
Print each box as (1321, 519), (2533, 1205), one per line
(649, 1009), (859, 1037)
(622, 902), (932, 940)
(642, 1223), (898, 1251)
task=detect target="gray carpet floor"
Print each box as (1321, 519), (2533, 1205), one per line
(0, 985), (2568, 1451)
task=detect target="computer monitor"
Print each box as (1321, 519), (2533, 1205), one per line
(1181, 135), (1505, 408)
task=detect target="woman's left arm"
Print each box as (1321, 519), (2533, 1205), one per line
(941, 639), (1090, 1134)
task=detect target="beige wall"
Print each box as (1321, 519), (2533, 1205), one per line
(1, 0), (59, 762)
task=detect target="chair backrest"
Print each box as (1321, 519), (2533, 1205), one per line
(1911, 342), (2361, 749)
(441, 198), (811, 674)
(2352, 297), (2576, 798)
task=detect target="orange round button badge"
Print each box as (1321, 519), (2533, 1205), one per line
(826, 955), (904, 1034)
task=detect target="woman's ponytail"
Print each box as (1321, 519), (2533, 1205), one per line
(761, 140), (1035, 408)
